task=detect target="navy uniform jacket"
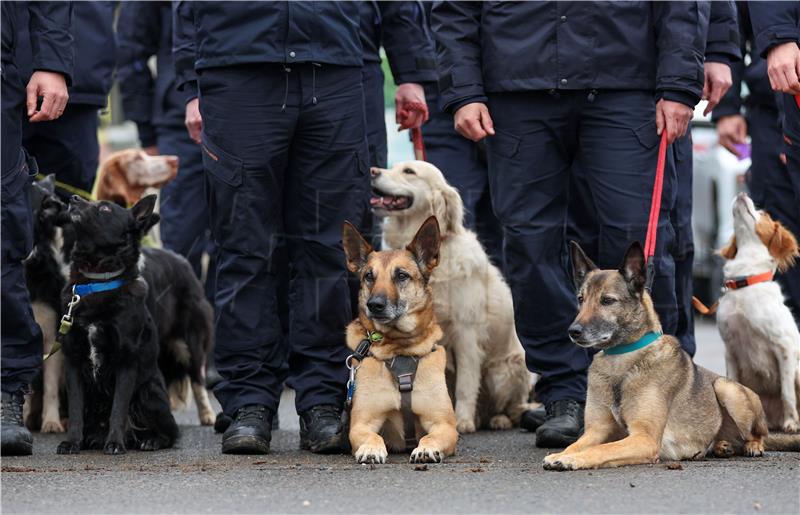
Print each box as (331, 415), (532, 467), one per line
(117, 1), (185, 147)
(705, 0), (741, 66)
(359, 1), (436, 84)
(748, 1), (800, 58)
(1, 1), (73, 83)
(172, 1), (363, 97)
(12, 2), (113, 107)
(431, 1), (710, 114)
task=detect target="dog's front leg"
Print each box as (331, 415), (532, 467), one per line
(350, 412), (388, 464)
(452, 328), (483, 433)
(105, 365), (137, 455)
(544, 422), (661, 471)
(777, 347), (800, 432)
(41, 350), (65, 433)
(412, 416), (458, 464)
(56, 361), (84, 454)
(544, 404), (619, 465)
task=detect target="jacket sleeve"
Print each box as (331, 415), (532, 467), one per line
(27, 1), (74, 85)
(748, 2), (800, 58)
(652, 1), (709, 108)
(712, 2), (747, 121)
(705, 0), (741, 65)
(172, 0), (198, 103)
(378, 1), (437, 85)
(116, 2), (160, 148)
(430, 1), (485, 114)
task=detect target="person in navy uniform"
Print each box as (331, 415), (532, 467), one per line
(17, 2), (115, 201)
(173, 1), (368, 455)
(432, 1), (709, 448)
(747, 2), (800, 323)
(1, 1), (72, 456)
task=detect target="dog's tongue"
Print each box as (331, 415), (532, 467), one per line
(370, 195), (400, 208)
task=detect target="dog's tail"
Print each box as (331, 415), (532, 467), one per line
(764, 433), (800, 452)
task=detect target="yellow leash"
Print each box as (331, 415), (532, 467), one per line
(35, 173), (94, 200)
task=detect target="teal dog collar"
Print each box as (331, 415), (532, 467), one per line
(604, 331), (662, 355)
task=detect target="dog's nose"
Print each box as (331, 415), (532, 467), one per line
(367, 295), (387, 313)
(370, 167), (381, 178)
(568, 323), (583, 341)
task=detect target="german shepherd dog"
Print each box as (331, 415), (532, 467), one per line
(543, 242), (768, 470)
(342, 216), (458, 464)
(57, 195), (189, 454)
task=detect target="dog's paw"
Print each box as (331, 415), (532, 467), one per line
(543, 453), (584, 471)
(198, 409), (215, 427)
(410, 446), (444, 464)
(489, 415), (512, 430)
(713, 440), (735, 458)
(744, 439), (764, 457)
(456, 417), (476, 434)
(41, 418), (65, 433)
(103, 440), (127, 455)
(56, 441), (80, 455)
(355, 444), (387, 464)
(139, 438), (166, 451)
(781, 418), (799, 433)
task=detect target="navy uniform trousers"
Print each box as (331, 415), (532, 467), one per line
(487, 90), (678, 404)
(1, 59), (43, 393)
(22, 104), (99, 200)
(774, 95), (800, 321)
(199, 64), (368, 416)
(422, 84), (503, 267)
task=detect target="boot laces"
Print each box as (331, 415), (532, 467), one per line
(235, 405), (268, 425)
(546, 399), (581, 420)
(1, 392), (24, 426)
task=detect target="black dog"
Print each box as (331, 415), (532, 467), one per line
(57, 195), (180, 454)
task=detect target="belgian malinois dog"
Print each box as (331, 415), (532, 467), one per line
(342, 216), (458, 464)
(543, 241), (768, 470)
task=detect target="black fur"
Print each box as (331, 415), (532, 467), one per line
(25, 176), (67, 314)
(57, 195), (179, 454)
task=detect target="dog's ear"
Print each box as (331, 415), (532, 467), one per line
(342, 221), (373, 273)
(569, 241), (597, 291)
(619, 241), (646, 295)
(718, 235), (737, 260)
(407, 215), (441, 276)
(431, 180), (464, 235)
(756, 215), (799, 272)
(130, 194), (158, 232)
(40, 174), (56, 195)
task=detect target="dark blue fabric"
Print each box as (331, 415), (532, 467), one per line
(486, 89), (677, 404)
(198, 64), (368, 415)
(705, 0), (741, 65)
(362, 63), (388, 169)
(13, 2), (112, 106)
(1, 59), (43, 393)
(670, 132), (696, 356)
(748, 1), (800, 57)
(118, 1), (186, 147)
(431, 1), (709, 113)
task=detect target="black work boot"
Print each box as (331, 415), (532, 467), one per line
(221, 405), (272, 454)
(520, 404), (547, 432)
(299, 405), (344, 454)
(535, 399), (584, 448)
(215, 410), (279, 434)
(1, 391), (33, 456)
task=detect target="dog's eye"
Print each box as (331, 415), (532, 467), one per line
(402, 168), (416, 175)
(395, 271), (410, 281)
(577, 294), (584, 304)
(601, 296), (617, 306)
(364, 271), (375, 282)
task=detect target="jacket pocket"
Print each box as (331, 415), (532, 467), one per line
(201, 133), (244, 188)
(488, 129), (522, 159)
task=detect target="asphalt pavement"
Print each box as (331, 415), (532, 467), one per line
(2, 320), (799, 514)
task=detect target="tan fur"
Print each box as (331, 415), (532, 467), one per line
(25, 302), (65, 433)
(718, 212), (799, 272)
(95, 149), (178, 207)
(343, 218), (458, 464)
(544, 243), (768, 470)
(373, 161), (533, 433)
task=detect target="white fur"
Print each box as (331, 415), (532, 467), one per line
(375, 161), (534, 432)
(717, 194), (800, 433)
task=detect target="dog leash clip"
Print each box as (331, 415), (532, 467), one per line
(58, 287), (81, 336)
(345, 354), (361, 409)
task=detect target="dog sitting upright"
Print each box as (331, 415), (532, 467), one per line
(543, 241), (768, 470)
(342, 216), (458, 464)
(57, 195), (180, 454)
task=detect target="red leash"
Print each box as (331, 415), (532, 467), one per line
(643, 131), (669, 291)
(411, 127), (426, 161)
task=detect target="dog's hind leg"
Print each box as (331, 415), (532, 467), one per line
(452, 328), (483, 433)
(137, 378), (179, 451)
(191, 381), (215, 426)
(713, 378), (769, 457)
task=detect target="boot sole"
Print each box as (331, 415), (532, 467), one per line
(535, 427), (580, 449)
(300, 433), (343, 454)
(221, 435), (270, 455)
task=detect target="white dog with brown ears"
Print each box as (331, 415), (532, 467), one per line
(371, 160), (533, 433)
(717, 192), (800, 434)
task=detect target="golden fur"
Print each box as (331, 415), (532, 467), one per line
(95, 149), (178, 207)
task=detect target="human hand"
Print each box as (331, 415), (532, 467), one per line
(185, 98), (202, 144)
(395, 83), (429, 130)
(656, 99), (693, 144)
(702, 62), (733, 115)
(716, 115), (747, 157)
(26, 71), (69, 122)
(453, 102), (495, 142)
(765, 42), (800, 94)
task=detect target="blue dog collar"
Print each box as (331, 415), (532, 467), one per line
(604, 331), (662, 355)
(74, 279), (125, 296)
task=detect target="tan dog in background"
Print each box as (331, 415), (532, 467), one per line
(543, 242), (768, 470)
(343, 216), (458, 464)
(372, 160), (532, 433)
(95, 149), (178, 206)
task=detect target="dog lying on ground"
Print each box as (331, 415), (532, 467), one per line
(343, 216), (458, 464)
(371, 161), (532, 433)
(57, 195), (180, 454)
(718, 192), (800, 437)
(94, 149), (178, 207)
(543, 241), (768, 470)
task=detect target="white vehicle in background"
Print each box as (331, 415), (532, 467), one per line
(691, 100), (750, 303)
